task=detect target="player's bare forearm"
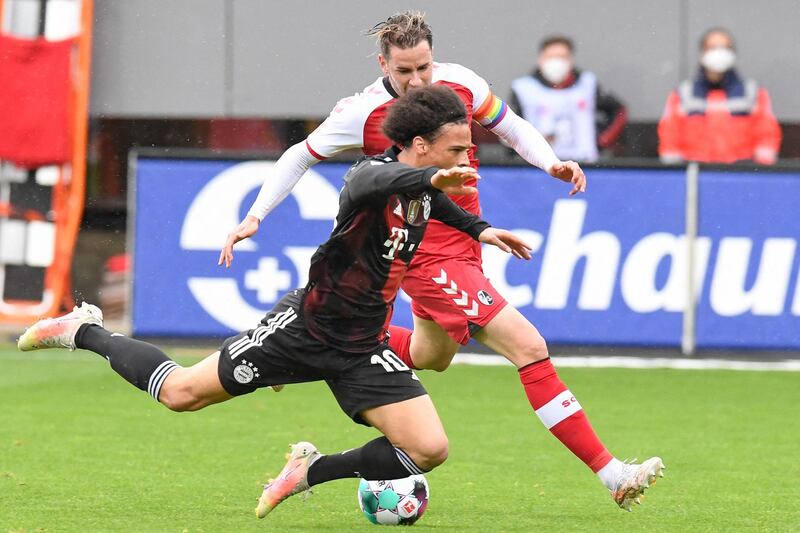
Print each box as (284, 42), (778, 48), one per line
(478, 228), (533, 260)
(218, 215), (260, 268)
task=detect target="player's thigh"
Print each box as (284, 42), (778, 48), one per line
(409, 314), (460, 371)
(472, 304), (548, 368)
(160, 351), (233, 411)
(361, 394), (448, 467)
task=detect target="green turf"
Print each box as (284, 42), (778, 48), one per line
(1, 347), (798, 532)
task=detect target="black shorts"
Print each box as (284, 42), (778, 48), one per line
(217, 290), (427, 425)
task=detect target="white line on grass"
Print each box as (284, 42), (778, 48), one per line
(5, 351), (800, 372)
(453, 353), (800, 372)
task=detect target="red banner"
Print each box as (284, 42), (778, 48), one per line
(0, 34), (74, 168)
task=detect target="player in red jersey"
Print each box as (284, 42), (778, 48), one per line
(219, 12), (664, 511)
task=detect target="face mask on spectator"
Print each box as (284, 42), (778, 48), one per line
(701, 47), (736, 73)
(541, 58), (571, 85)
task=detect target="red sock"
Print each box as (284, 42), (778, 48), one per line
(387, 325), (417, 369)
(519, 358), (613, 472)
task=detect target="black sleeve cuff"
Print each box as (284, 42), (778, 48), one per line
(467, 220), (491, 241)
(421, 167), (438, 189)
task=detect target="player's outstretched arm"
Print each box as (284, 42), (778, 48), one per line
(346, 163), (478, 207)
(478, 228), (533, 260)
(217, 141), (320, 267)
(430, 166), (479, 195)
(488, 103), (586, 195)
(346, 161), (439, 206)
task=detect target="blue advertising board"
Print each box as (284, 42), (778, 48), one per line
(131, 156), (800, 349)
(695, 171), (800, 349)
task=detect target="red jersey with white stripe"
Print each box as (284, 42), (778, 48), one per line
(306, 62), (509, 266)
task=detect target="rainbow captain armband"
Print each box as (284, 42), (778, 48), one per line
(474, 93), (508, 129)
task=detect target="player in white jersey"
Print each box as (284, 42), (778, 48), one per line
(218, 11), (663, 512)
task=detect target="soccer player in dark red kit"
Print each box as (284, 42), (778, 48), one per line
(220, 11), (664, 511)
(19, 86), (535, 519)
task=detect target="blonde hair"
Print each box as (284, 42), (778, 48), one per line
(367, 11), (433, 57)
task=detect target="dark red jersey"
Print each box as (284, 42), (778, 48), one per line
(302, 147), (490, 353)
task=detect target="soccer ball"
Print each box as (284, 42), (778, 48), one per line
(357, 474), (429, 525)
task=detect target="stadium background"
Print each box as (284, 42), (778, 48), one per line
(3, 2), (800, 531)
(0, 0), (798, 351)
(2, 0), (800, 354)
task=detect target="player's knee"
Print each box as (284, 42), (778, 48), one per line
(412, 436), (449, 471)
(413, 346), (456, 372)
(427, 357), (453, 372)
(158, 380), (200, 412)
(515, 333), (549, 365)
(158, 389), (191, 411)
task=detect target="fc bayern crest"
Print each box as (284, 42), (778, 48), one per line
(233, 364), (254, 384)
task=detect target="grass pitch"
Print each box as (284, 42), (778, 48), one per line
(1, 346), (799, 532)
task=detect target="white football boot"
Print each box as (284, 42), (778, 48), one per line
(17, 302), (104, 352)
(611, 457), (665, 511)
(255, 441), (320, 519)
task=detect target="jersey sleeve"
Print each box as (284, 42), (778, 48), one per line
(430, 193), (490, 240)
(439, 63), (556, 170)
(489, 105), (559, 171)
(344, 160), (438, 206)
(473, 92), (509, 130)
(438, 62), (508, 128)
(305, 94), (368, 159)
(246, 140), (320, 220)
(454, 65), (508, 129)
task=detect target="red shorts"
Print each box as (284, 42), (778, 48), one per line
(401, 258), (508, 345)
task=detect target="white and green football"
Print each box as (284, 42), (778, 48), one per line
(357, 474), (429, 525)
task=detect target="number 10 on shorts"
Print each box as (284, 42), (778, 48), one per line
(371, 349), (409, 372)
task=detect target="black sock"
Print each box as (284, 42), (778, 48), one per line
(306, 437), (426, 487)
(75, 324), (180, 401)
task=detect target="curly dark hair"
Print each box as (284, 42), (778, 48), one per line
(367, 11), (433, 57)
(382, 85), (467, 147)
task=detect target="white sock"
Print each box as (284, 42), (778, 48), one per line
(597, 458), (626, 490)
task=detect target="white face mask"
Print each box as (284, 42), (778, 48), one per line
(540, 58), (571, 85)
(701, 47), (736, 73)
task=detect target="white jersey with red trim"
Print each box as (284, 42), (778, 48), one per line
(307, 62), (505, 162)
(305, 62), (510, 264)
(247, 62), (557, 262)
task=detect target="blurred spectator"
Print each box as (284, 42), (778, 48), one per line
(658, 28), (781, 165)
(509, 36), (627, 162)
